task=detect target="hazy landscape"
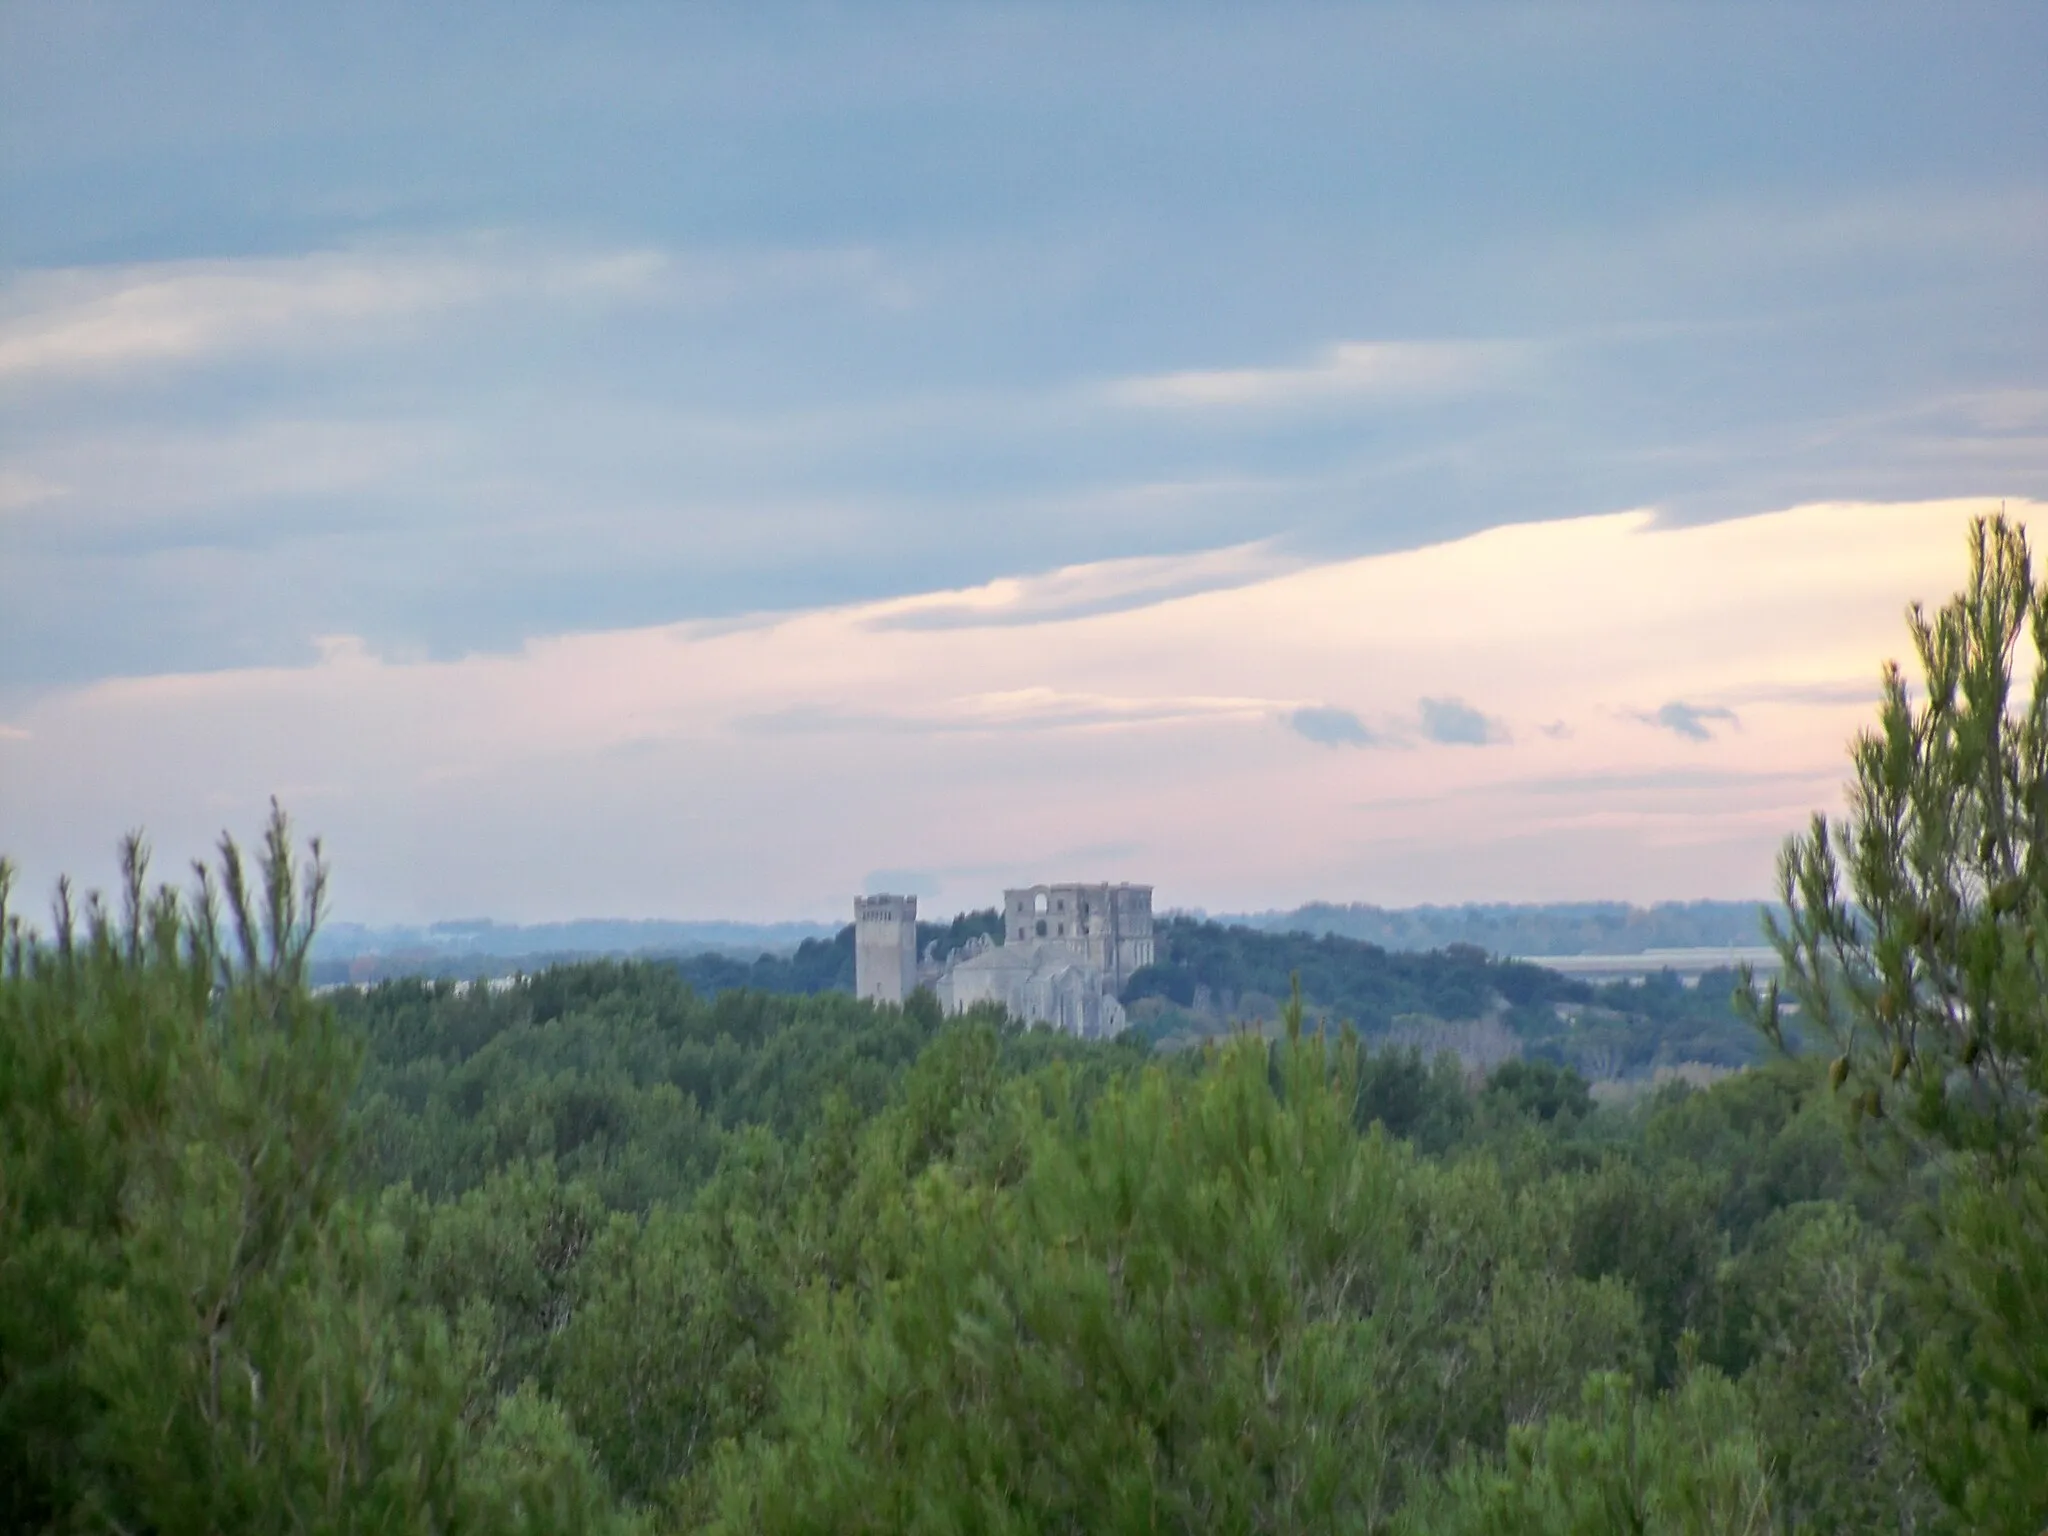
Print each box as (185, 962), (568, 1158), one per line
(4, 5), (2045, 1533)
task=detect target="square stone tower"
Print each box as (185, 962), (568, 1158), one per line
(854, 894), (918, 1006)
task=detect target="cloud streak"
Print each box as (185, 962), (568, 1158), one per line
(740, 687), (1282, 738)
(0, 241), (903, 384)
(1104, 340), (1525, 411)
(862, 543), (1296, 632)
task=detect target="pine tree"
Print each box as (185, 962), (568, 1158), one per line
(1745, 514), (2048, 1531)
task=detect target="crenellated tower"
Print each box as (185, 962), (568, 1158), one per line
(854, 893), (918, 1006)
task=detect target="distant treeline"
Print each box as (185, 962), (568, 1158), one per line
(1224, 899), (1777, 955)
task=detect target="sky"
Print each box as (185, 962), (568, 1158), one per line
(1, 2), (2044, 923)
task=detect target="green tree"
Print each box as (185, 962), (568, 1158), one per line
(1399, 1369), (1773, 1536)
(1746, 514), (2048, 1531)
(708, 1018), (1656, 1533)
(1481, 1058), (1593, 1126)
(1729, 1201), (1932, 1531)
(386, 1160), (609, 1411)
(0, 811), (626, 1533)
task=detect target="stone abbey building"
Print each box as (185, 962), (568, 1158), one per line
(853, 882), (1154, 1039)
(999, 883), (1155, 992)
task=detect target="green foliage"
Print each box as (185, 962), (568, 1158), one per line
(463, 1382), (629, 1536)
(1515, 966), (1769, 1077)
(708, 1033), (1650, 1533)
(385, 1161), (608, 1405)
(1638, 1058), (1864, 1252)
(1482, 1057), (1593, 1125)
(1730, 1201), (1932, 1531)
(548, 1202), (775, 1506)
(1400, 1369), (1774, 1536)
(339, 964), (945, 1208)
(1746, 514), (2048, 1531)
(1131, 917), (1764, 1076)
(1129, 917), (1585, 1030)
(0, 811), (629, 1533)
(1900, 1164), (2048, 1533)
(1352, 1041), (1473, 1152)
(1565, 1157), (1725, 1389)
(665, 926), (858, 999)
(1750, 514), (2048, 1167)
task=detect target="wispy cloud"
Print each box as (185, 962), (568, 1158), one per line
(953, 687), (1276, 731)
(1419, 696), (1509, 746)
(863, 542), (1294, 632)
(1635, 701), (1740, 742)
(0, 240), (902, 384)
(1103, 339), (1525, 411)
(0, 244), (656, 381)
(743, 687), (1282, 737)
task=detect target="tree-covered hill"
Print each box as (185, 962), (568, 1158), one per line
(1128, 916), (1586, 1026)
(1125, 916), (1766, 1075)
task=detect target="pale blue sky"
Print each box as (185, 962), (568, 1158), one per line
(2, 3), (2043, 917)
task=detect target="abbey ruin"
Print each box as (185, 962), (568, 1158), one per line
(854, 882), (1155, 1040)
